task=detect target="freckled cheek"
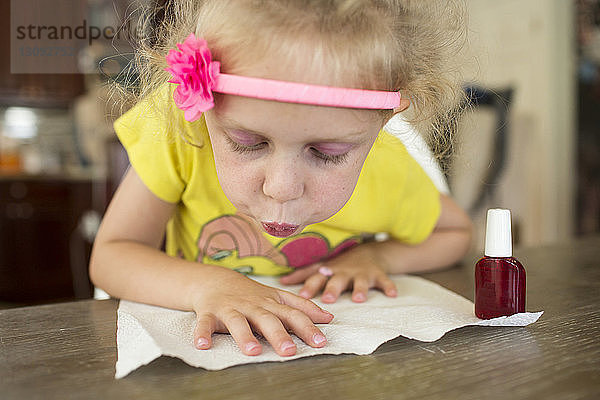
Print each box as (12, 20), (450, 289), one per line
(317, 148), (372, 211)
(212, 154), (262, 203)
(308, 170), (361, 216)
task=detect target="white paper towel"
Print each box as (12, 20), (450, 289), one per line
(115, 275), (543, 378)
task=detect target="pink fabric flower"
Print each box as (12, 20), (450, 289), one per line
(165, 33), (220, 122)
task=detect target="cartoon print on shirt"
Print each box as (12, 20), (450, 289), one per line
(197, 214), (361, 275)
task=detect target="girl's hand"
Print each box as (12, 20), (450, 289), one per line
(191, 267), (334, 357)
(279, 242), (398, 304)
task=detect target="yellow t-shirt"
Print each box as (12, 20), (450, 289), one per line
(114, 94), (441, 276)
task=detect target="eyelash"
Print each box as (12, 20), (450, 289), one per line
(224, 135), (349, 165)
(309, 148), (349, 165)
(224, 135), (267, 154)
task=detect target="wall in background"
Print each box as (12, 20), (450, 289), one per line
(576, 0), (600, 236)
(456, 0), (576, 247)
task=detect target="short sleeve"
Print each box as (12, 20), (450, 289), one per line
(388, 147), (441, 244)
(321, 131), (441, 245)
(113, 94), (189, 204)
(390, 151), (441, 244)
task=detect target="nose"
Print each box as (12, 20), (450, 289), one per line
(262, 155), (304, 203)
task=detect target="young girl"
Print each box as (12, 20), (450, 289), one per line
(90, 0), (472, 358)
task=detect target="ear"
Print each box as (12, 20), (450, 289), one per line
(392, 97), (410, 114)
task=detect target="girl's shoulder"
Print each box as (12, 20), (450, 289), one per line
(369, 117), (448, 194)
(113, 85), (213, 202)
(365, 129), (413, 174)
(114, 83), (210, 150)
(360, 124), (443, 195)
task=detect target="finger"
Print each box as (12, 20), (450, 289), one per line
(279, 263), (322, 285)
(351, 275), (371, 303)
(245, 307), (298, 357)
(194, 312), (216, 350)
(266, 303), (328, 348)
(298, 273), (329, 299)
(376, 274), (398, 297)
(321, 274), (352, 304)
(278, 290), (334, 324)
(220, 309), (262, 356)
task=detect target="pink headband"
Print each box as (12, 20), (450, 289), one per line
(165, 33), (402, 122)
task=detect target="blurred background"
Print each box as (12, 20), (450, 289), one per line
(0, 0), (598, 307)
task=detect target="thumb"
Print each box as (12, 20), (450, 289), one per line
(279, 263), (323, 285)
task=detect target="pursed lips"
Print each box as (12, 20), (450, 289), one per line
(261, 222), (300, 237)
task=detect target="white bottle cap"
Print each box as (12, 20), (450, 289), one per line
(484, 208), (513, 257)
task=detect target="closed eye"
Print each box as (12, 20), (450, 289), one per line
(309, 147), (349, 165)
(224, 130), (350, 165)
(225, 135), (268, 154)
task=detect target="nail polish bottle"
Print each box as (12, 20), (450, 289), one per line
(475, 209), (526, 319)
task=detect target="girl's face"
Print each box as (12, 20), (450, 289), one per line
(204, 62), (386, 237)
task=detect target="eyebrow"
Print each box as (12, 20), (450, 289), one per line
(216, 115), (264, 137)
(215, 114), (369, 143)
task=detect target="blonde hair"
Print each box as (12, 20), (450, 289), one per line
(113, 0), (467, 158)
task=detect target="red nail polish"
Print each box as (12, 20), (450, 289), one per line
(475, 209), (526, 319)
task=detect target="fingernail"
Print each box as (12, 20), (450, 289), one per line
(353, 293), (366, 302)
(313, 333), (327, 345)
(281, 341), (296, 352)
(196, 338), (209, 349)
(318, 266), (333, 277)
(299, 290), (310, 298)
(388, 289), (398, 297)
(322, 293), (335, 302)
(322, 308), (334, 316)
(245, 342), (260, 353)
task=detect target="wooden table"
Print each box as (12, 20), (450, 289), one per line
(2, 236), (599, 399)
